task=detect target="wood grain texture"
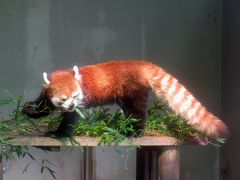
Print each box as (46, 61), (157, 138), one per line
(9, 135), (178, 147)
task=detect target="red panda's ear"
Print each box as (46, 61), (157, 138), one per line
(73, 66), (80, 80)
(43, 72), (50, 84)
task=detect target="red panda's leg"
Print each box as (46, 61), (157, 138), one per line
(22, 90), (54, 118)
(118, 92), (148, 135)
(54, 111), (79, 137)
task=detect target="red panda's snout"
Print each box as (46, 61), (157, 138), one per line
(50, 95), (80, 111)
(46, 82), (84, 111)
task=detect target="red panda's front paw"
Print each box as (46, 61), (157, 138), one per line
(22, 102), (37, 116)
(22, 102), (50, 118)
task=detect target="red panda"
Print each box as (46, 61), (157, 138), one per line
(22, 60), (229, 140)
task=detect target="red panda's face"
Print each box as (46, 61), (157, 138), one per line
(44, 69), (83, 111)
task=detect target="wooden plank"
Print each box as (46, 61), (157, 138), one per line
(9, 135), (178, 147)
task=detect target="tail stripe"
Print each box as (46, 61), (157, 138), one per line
(172, 86), (186, 105)
(144, 64), (229, 139)
(187, 102), (201, 119)
(190, 108), (204, 125)
(198, 109), (206, 118)
(191, 117), (200, 124)
(179, 95), (194, 113)
(167, 78), (178, 96)
(160, 74), (171, 91)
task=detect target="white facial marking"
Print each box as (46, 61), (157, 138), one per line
(51, 82), (84, 110)
(61, 98), (74, 109)
(43, 72), (50, 84)
(71, 82), (84, 105)
(51, 97), (61, 107)
(61, 95), (67, 100)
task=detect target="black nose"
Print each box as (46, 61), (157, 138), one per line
(58, 101), (63, 106)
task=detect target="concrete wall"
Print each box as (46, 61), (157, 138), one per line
(221, 0), (240, 179)
(3, 148), (82, 180)
(0, 0), (223, 179)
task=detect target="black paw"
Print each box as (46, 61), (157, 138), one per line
(22, 102), (50, 118)
(53, 129), (74, 138)
(22, 102), (38, 117)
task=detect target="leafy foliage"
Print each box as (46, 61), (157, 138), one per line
(145, 102), (203, 140)
(0, 94), (208, 146)
(0, 93), (57, 179)
(0, 93), (224, 178)
(73, 108), (138, 144)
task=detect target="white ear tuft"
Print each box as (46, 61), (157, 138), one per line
(73, 65), (80, 80)
(43, 72), (50, 84)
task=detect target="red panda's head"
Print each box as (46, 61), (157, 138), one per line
(43, 66), (84, 111)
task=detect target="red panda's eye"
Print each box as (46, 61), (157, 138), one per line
(61, 98), (67, 101)
(60, 95), (67, 101)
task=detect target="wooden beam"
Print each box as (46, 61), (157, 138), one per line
(5, 135), (182, 180)
(9, 135), (178, 147)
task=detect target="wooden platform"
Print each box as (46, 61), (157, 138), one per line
(3, 135), (190, 180)
(9, 135), (179, 147)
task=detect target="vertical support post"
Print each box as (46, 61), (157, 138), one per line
(158, 146), (179, 180)
(136, 146), (179, 180)
(136, 147), (151, 180)
(82, 147), (96, 180)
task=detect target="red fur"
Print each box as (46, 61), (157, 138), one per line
(44, 71), (80, 99)
(44, 60), (229, 139)
(79, 61), (149, 106)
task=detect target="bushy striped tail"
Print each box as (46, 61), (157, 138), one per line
(143, 64), (229, 140)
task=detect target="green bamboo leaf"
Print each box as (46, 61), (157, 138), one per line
(22, 162), (30, 174)
(75, 108), (85, 119)
(4, 90), (14, 99)
(41, 166), (44, 174)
